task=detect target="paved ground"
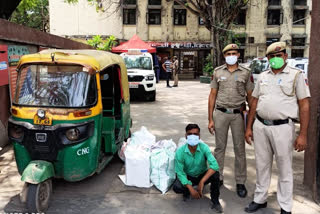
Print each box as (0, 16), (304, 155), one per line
(0, 80), (319, 214)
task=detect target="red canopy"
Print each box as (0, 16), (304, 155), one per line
(112, 34), (156, 53)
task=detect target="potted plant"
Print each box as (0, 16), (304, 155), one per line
(200, 54), (214, 84)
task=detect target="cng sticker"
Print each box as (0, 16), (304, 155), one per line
(77, 147), (90, 156)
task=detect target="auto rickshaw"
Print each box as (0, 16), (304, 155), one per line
(8, 49), (131, 212)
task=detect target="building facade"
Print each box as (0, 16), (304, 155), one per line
(50, 0), (311, 75)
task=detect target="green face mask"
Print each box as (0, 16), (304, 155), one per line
(269, 57), (285, 69)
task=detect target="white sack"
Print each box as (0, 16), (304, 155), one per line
(150, 140), (176, 194)
(124, 144), (152, 188)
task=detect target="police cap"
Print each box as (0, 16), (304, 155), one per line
(222, 44), (239, 54)
(266, 42), (286, 55)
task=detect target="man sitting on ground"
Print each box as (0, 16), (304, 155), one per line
(173, 124), (222, 213)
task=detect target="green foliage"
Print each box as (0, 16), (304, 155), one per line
(10, 0), (49, 32)
(203, 54), (214, 76)
(65, 0), (103, 11)
(87, 35), (118, 51)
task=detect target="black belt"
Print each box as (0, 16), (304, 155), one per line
(256, 114), (289, 126)
(217, 107), (241, 114)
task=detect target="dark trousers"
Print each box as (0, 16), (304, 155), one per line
(173, 171), (220, 203)
(166, 72), (172, 86)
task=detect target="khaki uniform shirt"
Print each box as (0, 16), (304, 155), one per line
(210, 64), (254, 108)
(252, 65), (310, 120)
(173, 60), (179, 71)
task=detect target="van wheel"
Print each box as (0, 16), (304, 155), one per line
(147, 91), (156, 102)
(26, 179), (52, 213)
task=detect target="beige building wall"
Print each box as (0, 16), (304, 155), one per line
(49, 0), (123, 38)
(49, 0), (311, 59)
(242, 0), (311, 59)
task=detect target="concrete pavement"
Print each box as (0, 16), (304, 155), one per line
(0, 80), (319, 214)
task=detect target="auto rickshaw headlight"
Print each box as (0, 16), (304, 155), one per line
(65, 128), (80, 141)
(8, 124), (24, 141)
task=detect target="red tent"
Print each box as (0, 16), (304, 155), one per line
(112, 34), (156, 53)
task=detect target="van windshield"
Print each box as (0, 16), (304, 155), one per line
(14, 65), (96, 107)
(250, 59), (269, 74)
(123, 56), (152, 70)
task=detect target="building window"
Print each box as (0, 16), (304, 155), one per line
(267, 10), (281, 25)
(234, 9), (246, 25)
(148, 0), (161, 5)
(266, 37), (279, 46)
(174, 9), (187, 25)
(123, 9), (136, 24)
(291, 49), (304, 58)
(294, 0), (306, 5)
(268, 0), (281, 5)
(124, 0), (136, 5)
(248, 37), (255, 44)
(199, 17), (205, 25)
(292, 37), (306, 46)
(148, 9), (161, 24)
(293, 10), (306, 25)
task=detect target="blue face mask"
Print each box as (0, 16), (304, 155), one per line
(187, 135), (200, 146)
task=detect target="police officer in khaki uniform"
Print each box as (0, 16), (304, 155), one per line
(244, 42), (310, 214)
(208, 44), (254, 198)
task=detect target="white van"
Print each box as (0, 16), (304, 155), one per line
(286, 58), (308, 78)
(249, 57), (270, 84)
(120, 50), (156, 101)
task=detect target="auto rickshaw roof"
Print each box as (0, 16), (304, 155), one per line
(18, 49), (126, 72)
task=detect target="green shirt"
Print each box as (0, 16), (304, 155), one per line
(175, 142), (219, 186)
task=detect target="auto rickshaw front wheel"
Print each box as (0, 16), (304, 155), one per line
(26, 179), (52, 213)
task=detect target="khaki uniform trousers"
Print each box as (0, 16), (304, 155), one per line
(173, 70), (179, 86)
(253, 119), (295, 212)
(213, 110), (247, 184)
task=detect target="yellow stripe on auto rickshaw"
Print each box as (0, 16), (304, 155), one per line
(11, 104), (102, 121)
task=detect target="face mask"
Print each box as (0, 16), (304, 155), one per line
(225, 55), (238, 65)
(186, 135), (200, 146)
(269, 57), (285, 69)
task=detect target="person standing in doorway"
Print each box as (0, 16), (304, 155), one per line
(172, 56), (179, 87)
(162, 56), (172, 88)
(208, 44), (254, 198)
(244, 42), (310, 214)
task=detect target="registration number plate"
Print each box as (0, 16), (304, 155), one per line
(34, 115), (52, 126)
(129, 82), (139, 88)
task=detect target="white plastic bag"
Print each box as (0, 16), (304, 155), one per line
(150, 140), (176, 194)
(118, 138), (130, 162)
(130, 126), (156, 151)
(118, 127), (156, 162)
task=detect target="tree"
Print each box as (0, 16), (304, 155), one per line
(10, 0), (49, 32)
(67, 0), (249, 66)
(171, 0), (249, 67)
(87, 35), (118, 51)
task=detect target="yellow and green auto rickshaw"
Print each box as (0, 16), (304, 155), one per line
(8, 49), (132, 212)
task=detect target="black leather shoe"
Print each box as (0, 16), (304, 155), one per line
(211, 200), (223, 213)
(219, 180), (223, 188)
(280, 208), (291, 214)
(244, 201), (267, 213)
(236, 184), (247, 198)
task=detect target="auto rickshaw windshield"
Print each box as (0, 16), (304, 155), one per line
(14, 64), (97, 108)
